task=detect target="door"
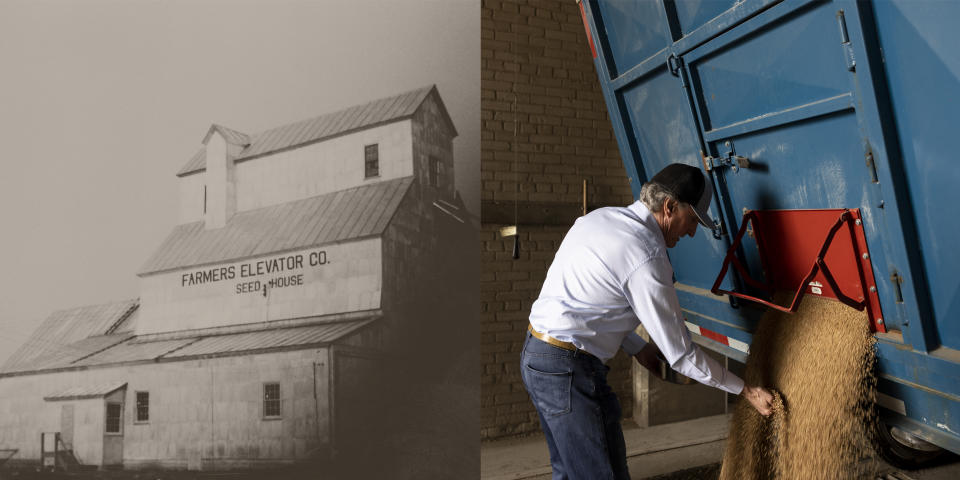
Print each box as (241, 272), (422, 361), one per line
(102, 401), (123, 466)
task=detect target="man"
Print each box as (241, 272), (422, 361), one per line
(522, 163), (774, 480)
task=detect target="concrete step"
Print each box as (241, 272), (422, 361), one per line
(481, 414), (731, 480)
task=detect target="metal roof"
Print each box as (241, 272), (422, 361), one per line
(44, 382), (127, 401)
(163, 320), (376, 358)
(1, 300), (138, 373)
(3, 317), (376, 376)
(71, 338), (195, 367)
(203, 124), (250, 146)
(177, 85), (454, 177)
(138, 176), (412, 275)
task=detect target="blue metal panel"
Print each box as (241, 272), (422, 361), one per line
(686, 3), (850, 130)
(878, 376), (960, 455)
(581, 0), (960, 453)
(595, 0), (672, 76)
(672, 0), (740, 36)
(872, 0), (960, 352)
(876, 341), (960, 403)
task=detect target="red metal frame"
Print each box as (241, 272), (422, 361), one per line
(711, 209), (886, 333)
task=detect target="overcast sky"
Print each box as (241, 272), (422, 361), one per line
(0, 0), (479, 364)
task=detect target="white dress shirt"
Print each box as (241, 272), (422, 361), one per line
(528, 200), (744, 394)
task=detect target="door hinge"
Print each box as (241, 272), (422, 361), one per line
(837, 10), (856, 71)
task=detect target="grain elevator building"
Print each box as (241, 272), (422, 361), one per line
(0, 85), (467, 471)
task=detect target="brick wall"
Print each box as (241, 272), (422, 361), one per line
(480, 0), (635, 440)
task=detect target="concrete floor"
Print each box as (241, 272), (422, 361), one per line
(481, 415), (729, 480)
(480, 414), (960, 480)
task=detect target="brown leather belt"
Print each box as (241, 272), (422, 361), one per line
(527, 325), (578, 352)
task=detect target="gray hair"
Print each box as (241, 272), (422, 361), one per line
(639, 182), (679, 212)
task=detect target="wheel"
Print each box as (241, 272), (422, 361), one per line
(875, 420), (944, 470)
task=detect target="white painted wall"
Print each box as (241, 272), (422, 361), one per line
(204, 134), (234, 229)
(136, 239), (382, 335)
(178, 173), (206, 225)
(0, 349), (328, 469)
(177, 120), (413, 224)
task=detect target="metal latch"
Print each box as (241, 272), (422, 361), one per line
(701, 143), (750, 173)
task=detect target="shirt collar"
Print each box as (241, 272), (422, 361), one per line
(627, 200), (667, 247)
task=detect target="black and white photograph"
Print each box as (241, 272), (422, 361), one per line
(0, 1), (479, 478)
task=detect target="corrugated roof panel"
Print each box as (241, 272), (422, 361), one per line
(44, 382), (127, 401)
(330, 186), (370, 242)
(312, 189), (352, 245)
(5, 334), (133, 374)
(176, 86), (435, 176)
(139, 177), (413, 275)
(299, 191), (339, 247)
(72, 338), (196, 366)
(259, 197), (309, 254)
(163, 319), (375, 358)
(1, 301), (138, 373)
(286, 190), (333, 249)
(351, 100), (380, 129)
(282, 118), (316, 151)
(340, 103), (369, 133)
(346, 180), (392, 240)
(347, 180), (391, 239)
(177, 148), (206, 176)
(215, 125), (250, 146)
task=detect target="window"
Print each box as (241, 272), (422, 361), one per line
(105, 402), (123, 434)
(263, 383), (281, 419)
(364, 144), (379, 178)
(429, 156), (439, 187)
(135, 391), (149, 423)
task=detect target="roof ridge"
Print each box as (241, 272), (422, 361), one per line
(177, 85), (436, 177)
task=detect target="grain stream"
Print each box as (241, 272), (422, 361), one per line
(719, 295), (878, 479)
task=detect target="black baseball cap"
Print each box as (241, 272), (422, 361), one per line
(648, 163), (715, 228)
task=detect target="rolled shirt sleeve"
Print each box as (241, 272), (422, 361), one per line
(623, 255), (745, 394)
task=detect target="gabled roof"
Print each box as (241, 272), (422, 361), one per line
(1, 300), (138, 373)
(203, 124), (250, 146)
(177, 85), (455, 177)
(138, 176), (413, 275)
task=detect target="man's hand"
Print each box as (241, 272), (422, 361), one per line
(633, 342), (662, 375)
(741, 385), (774, 416)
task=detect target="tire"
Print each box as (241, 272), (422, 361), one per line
(875, 420), (944, 470)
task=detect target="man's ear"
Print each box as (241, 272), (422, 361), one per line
(662, 197), (676, 217)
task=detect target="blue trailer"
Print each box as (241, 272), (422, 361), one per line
(578, 0), (960, 465)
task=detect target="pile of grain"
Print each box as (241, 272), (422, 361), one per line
(719, 295), (878, 479)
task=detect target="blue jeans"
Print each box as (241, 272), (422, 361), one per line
(520, 332), (630, 480)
